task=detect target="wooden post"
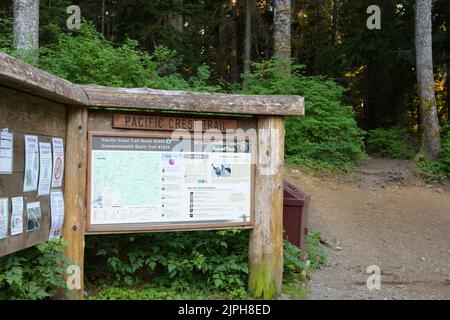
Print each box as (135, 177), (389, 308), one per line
(61, 105), (88, 300)
(248, 116), (285, 299)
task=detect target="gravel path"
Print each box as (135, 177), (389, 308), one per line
(286, 158), (450, 300)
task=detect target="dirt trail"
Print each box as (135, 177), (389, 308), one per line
(286, 157), (450, 300)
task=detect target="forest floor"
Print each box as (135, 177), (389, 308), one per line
(286, 157), (450, 300)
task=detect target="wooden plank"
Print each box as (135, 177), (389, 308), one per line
(61, 105), (88, 300)
(0, 52), (304, 116)
(112, 113), (238, 132)
(89, 110), (257, 132)
(0, 86), (67, 137)
(0, 53), (89, 105)
(81, 85), (304, 116)
(248, 116), (285, 299)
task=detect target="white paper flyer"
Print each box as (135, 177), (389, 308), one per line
(11, 197), (24, 236)
(23, 135), (39, 192)
(0, 129), (13, 175)
(38, 142), (52, 196)
(49, 191), (65, 240)
(0, 198), (9, 239)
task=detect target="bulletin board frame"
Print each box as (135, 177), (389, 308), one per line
(86, 131), (256, 234)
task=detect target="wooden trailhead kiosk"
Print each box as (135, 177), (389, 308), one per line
(0, 52), (304, 299)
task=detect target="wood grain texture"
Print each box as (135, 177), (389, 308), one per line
(80, 85), (304, 116)
(0, 52), (304, 116)
(0, 53), (88, 105)
(0, 86), (67, 137)
(0, 89), (66, 257)
(248, 116), (285, 299)
(61, 105), (88, 300)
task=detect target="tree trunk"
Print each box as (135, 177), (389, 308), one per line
(243, 0), (254, 80)
(13, 0), (39, 59)
(101, 0), (106, 36)
(230, 1), (238, 84)
(168, 0), (183, 32)
(273, 0), (291, 60)
(331, 0), (339, 46)
(415, 0), (441, 160)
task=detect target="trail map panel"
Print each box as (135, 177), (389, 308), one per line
(88, 132), (254, 232)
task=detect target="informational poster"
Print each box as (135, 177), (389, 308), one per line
(89, 134), (253, 230)
(23, 135), (39, 192)
(49, 191), (64, 240)
(38, 142), (52, 196)
(11, 197), (24, 236)
(0, 129), (13, 175)
(51, 138), (64, 188)
(0, 198), (8, 239)
(26, 202), (41, 232)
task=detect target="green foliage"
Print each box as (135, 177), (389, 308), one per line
(283, 231), (326, 277)
(0, 17), (13, 53)
(441, 124), (450, 175)
(305, 232), (327, 270)
(417, 123), (450, 179)
(38, 23), (218, 92)
(240, 59), (366, 170)
(366, 126), (416, 159)
(0, 239), (69, 300)
(89, 284), (247, 300)
(283, 240), (308, 275)
(85, 229), (249, 296)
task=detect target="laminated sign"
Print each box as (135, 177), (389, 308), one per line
(87, 132), (255, 232)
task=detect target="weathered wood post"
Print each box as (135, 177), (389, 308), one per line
(248, 116), (285, 299)
(62, 105), (88, 300)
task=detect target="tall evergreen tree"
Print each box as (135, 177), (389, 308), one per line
(13, 0), (39, 58)
(273, 0), (291, 59)
(415, 0), (441, 160)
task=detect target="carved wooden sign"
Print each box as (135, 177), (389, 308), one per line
(113, 113), (237, 132)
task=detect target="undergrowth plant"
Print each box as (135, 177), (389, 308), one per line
(85, 229), (249, 296)
(0, 239), (69, 300)
(366, 126), (416, 159)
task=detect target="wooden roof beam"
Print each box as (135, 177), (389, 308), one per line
(0, 52), (304, 116)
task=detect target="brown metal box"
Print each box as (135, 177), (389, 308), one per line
(283, 180), (310, 250)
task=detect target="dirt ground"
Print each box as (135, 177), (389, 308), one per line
(286, 157), (450, 300)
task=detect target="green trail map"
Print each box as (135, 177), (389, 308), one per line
(91, 151), (160, 207)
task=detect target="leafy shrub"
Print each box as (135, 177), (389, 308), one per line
(38, 23), (218, 92)
(441, 124), (450, 175)
(0, 240), (69, 300)
(304, 232), (327, 270)
(366, 126), (415, 159)
(283, 232), (326, 277)
(85, 230), (249, 295)
(240, 59), (366, 170)
(89, 284), (247, 300)
(415, 123), (450, 180)
(0, 18), (13, 53)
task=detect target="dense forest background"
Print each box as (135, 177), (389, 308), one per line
(1, 0), (449, 129)
(0, 0), (449, 300)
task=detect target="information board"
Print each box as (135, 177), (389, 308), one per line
(87, 132), (255, 233)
